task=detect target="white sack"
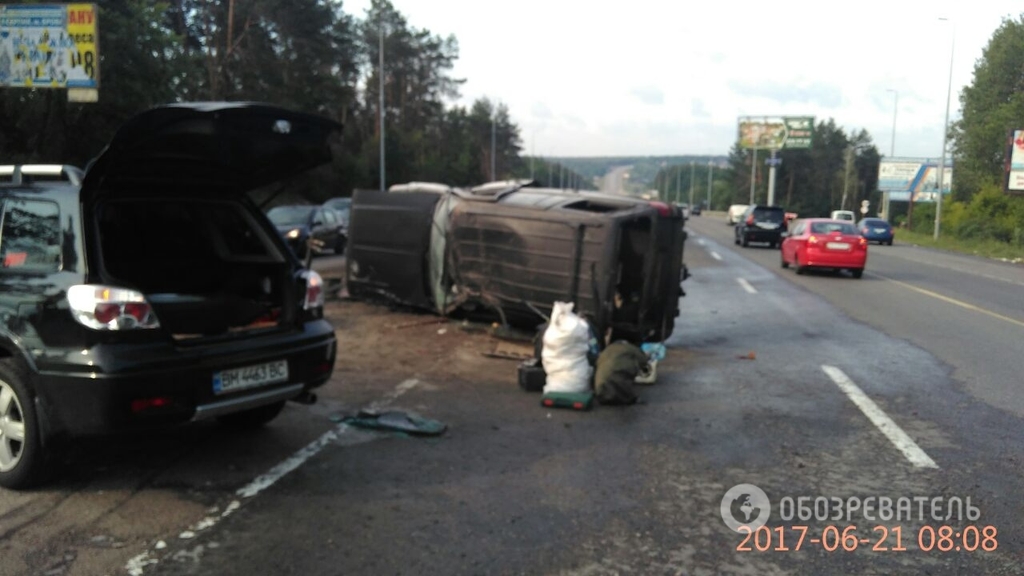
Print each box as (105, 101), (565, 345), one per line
(541, 302), (593, 394)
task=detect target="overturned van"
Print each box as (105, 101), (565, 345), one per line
(346, 180), (688, 342)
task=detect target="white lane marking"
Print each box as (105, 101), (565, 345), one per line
(710, 251), (723, 261)
(697, 238), (706, 246)
(125, 378), (421, 575)
(737, 278), (757, 294)
(821, 366), (937, 469)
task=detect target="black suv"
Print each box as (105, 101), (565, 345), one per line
(734, 205), (787, 248)
(0, 103), (340, 489)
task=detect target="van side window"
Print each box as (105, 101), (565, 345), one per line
(0, 198), (61, 272)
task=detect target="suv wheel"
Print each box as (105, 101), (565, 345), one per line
(216, 401), (286, 429)
(0, 360), (49, 489)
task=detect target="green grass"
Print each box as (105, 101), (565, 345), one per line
(896, 229), (1024, 263)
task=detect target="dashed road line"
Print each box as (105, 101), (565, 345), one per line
(710, 251), (723, 261)
(125, 378), (422, 575)
(822, 366), (937, 469)
(870, 272), (1024, 329)
(737, 278), (757, 294)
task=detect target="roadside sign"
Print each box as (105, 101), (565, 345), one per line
(1005, 129), (1024, 194)
(877, 158), (952, 203)
(765, 157), (782, 167)
(738, 116), (814, 150)
(0, 4), (99, 93)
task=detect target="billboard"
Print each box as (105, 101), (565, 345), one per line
(878, 158), (952, 203)
(0, 4), (99, 89)
(1005, 129), (1024, 194)
(738, 116), (814, 150)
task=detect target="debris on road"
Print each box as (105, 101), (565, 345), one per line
(541, 391), (594, 411)
(737, 351), (757, 360)
(540, 302), (594, 395)
(594, 341), (648, 405)
(342, 409), (447, 436)
(484, 340), (536, 361)
(389, 318), (449, 330)
(517, 358), (546, 392)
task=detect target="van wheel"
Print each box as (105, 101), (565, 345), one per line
(217, 401), (286, 429)
(0, 360), (49, 489)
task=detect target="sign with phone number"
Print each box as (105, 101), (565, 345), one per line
(0, 3), (99, 89)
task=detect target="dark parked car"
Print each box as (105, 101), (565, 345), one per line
(690, 202), (702, 216)
(735, 204), (787, 248)
(0, 103), (340, 489)
(346, 180), (689, 343)
(324, 196), (351, 220)
(267, 204), (346, 258)
(857, 217), (894, 245)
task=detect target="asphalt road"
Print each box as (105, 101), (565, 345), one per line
(3, 215), (1023, 575)
(600, 165), (631, 195)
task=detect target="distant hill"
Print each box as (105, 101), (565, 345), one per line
(524, 155), (729, 192)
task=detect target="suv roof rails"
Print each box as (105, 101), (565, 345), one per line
(0, 164), (85, 186)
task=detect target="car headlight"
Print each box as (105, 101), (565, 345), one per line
(286, 228), (301, 239)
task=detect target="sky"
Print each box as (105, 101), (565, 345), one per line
(346, 0), (1022, 159)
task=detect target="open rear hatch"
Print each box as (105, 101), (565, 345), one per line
(80, 103), (342, 341)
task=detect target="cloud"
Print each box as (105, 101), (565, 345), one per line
(531, 101), (553, 119)
(691, 99), (711, 119)
(728, 79), (844, 109)
(630, 86), (665, 106)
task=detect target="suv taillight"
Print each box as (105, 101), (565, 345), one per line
(300, 270), (325, 310)
(649, 201), (672, 216)
(67, 285), (161, 330)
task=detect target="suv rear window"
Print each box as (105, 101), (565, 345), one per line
(0, 198), (61, 272)
(753, 207), (784, 222)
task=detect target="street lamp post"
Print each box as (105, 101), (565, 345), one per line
(707, 160), (713, 211)
(689, 161), (695, 208)
(490, 103), (497, 182)
(378, 19), (385, 191)
(884, 89), (898, 219)
(935, 18), (955, 240)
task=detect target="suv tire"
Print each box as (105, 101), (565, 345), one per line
(216, 400), (286, 429)
(0, 360), (50, 489)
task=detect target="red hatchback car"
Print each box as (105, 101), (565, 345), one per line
(780, 219), (868, 278)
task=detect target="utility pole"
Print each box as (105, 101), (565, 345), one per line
(767, 149), (779, 205)
(935, 18), (955, 240)
(841, 146), (854, 210)
(378, 16), (386, 191)
(749, 148), (757, 205)
(707, 160), (714, 210)
(529, 133), (535, 180)
(689, 161), (695, 208)
(490, 103), (497, 181)
(675, 165), (681, 204)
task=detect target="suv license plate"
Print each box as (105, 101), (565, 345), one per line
(826, 242), (850, 250)
(213, 360), (289, 395)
